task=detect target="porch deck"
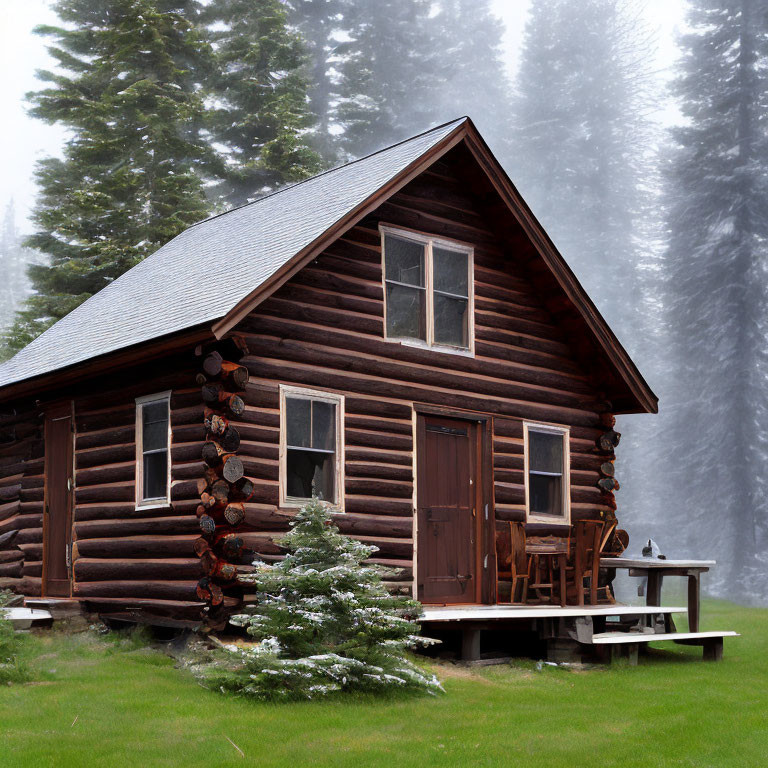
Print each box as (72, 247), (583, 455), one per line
(420, 604), (687, 622)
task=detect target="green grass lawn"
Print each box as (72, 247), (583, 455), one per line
(0, 600), (766, 768)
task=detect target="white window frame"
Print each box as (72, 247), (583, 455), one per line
(279, 385), (345, 511)
(380, 224), (475, 356)
(523, 421), (571, 524)
(135, 391), (172, 510)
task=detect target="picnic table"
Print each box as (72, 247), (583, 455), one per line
(600, 557), (716, 632)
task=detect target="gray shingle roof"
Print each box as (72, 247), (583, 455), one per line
(0, 118), (466, 390)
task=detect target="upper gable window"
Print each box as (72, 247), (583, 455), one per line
(135, 392), (171, 508)
(381, 226), (473, 353)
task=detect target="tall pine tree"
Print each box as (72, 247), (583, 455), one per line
(284, 1), (512, 163)
(2, 0), (216, 356)
(662, 0), (768, 596)
(283, 0), (346, 163)
(511, 0), (663, 554)
(431, 0), (513, 160)
(0, 201), (43, 340)
(334, 0), (444, 159)
(203, 0), (322, 206)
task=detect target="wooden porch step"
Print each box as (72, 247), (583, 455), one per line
(593, 630), (739, 663)
(592, 630), (739, 644)
(24, 598), (87, 621)
(0, 607), (53, 629)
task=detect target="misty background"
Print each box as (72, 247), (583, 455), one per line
(0, 0), (764, 605)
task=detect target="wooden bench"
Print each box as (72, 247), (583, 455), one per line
(592, 630), (739, 664)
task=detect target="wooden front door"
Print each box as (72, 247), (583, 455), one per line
(43, 404), (74, 597)
(417, 414), (481, 604)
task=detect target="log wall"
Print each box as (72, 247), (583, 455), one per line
(0, 404), (44, 596)
(228, 148), (620, 593)
(70, 358), (206, 619)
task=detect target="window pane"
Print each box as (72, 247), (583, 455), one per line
(311, 401), (336, 451)
(286, 448), (335, 501)
(143, 451), (168, 500)
(142, 401), (168, 452)
(286, 397), (311, 447)
(384, 235), (425, 287)
(433, 293), (468, 348)
(433, 247), (468, 297)
(529, 431), (564, 474)
(386, 283), (426, 341)
(530, 473), (562, 517)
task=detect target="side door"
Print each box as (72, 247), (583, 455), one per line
(43, 403), (74, 597)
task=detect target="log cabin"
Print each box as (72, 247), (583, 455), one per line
(0, 117), (661, 635)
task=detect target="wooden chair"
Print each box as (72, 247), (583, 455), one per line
(525, 532), (569, 606)
(568, 520), (615, 605)
(495, 521), (530, 604)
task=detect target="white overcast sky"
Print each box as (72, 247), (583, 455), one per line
(0, 0), (687, 233)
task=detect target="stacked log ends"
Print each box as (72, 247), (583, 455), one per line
(194, 352), (252, 621)
(596, 416), (620, 516)
(597, 429), (621, 452)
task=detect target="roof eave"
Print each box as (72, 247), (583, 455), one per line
(0, 324), (215, 406)
(460, 124), (658, 415)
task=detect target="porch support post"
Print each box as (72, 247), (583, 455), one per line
(687, 571), (701, 632)
(461, 624), (482, 662)
(646, 571), (662, 606)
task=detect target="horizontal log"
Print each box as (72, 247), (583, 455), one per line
(74, 502), (180, 522)
(20, 487), (43, 503)
(76, 462), (134, 487)
(172, 423), (206, 444)
(75, 515), (199, 540)
(0, 560), (23, 578)
(77, 443), (134, 468)
(173, 405), (205, 427)
(74, 535), (197, 559)
(0, 484), (21, 502)
(352, 535), (412, 558)
(16, 528), (43, 545)
(18, 542), (42, 560)
(76, 425), (134, 451)
(344, 496), (412, 517)
(345, 461), (413, 482)
(23, 561), (42, 577)
(344, 447), (413, 466)
(345, 428), (412, 452)
(0, 576), (41, 596)
(0, 500), (20, 523)
(344, 478), (412, 499)
(74, 558), (204, 581)
(171, 479), (200, 501)
(0, 549), (23, 564)
(76, 482), (135, 504)
(239, 533), (283, 555)
(79, 597), (205, 620)
(74, 580), (199, 601)
(76, 404), (134, 433)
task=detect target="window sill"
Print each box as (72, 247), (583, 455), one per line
(280, 499), (345, 514)
(526, 514), (570, 526)
(386, 337), (475, 358)
(135, 501), (172, 512)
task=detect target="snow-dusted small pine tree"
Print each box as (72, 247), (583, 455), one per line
(200, 498), (441, 700)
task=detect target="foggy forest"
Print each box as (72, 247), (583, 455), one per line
(0, 0), (765, 605)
